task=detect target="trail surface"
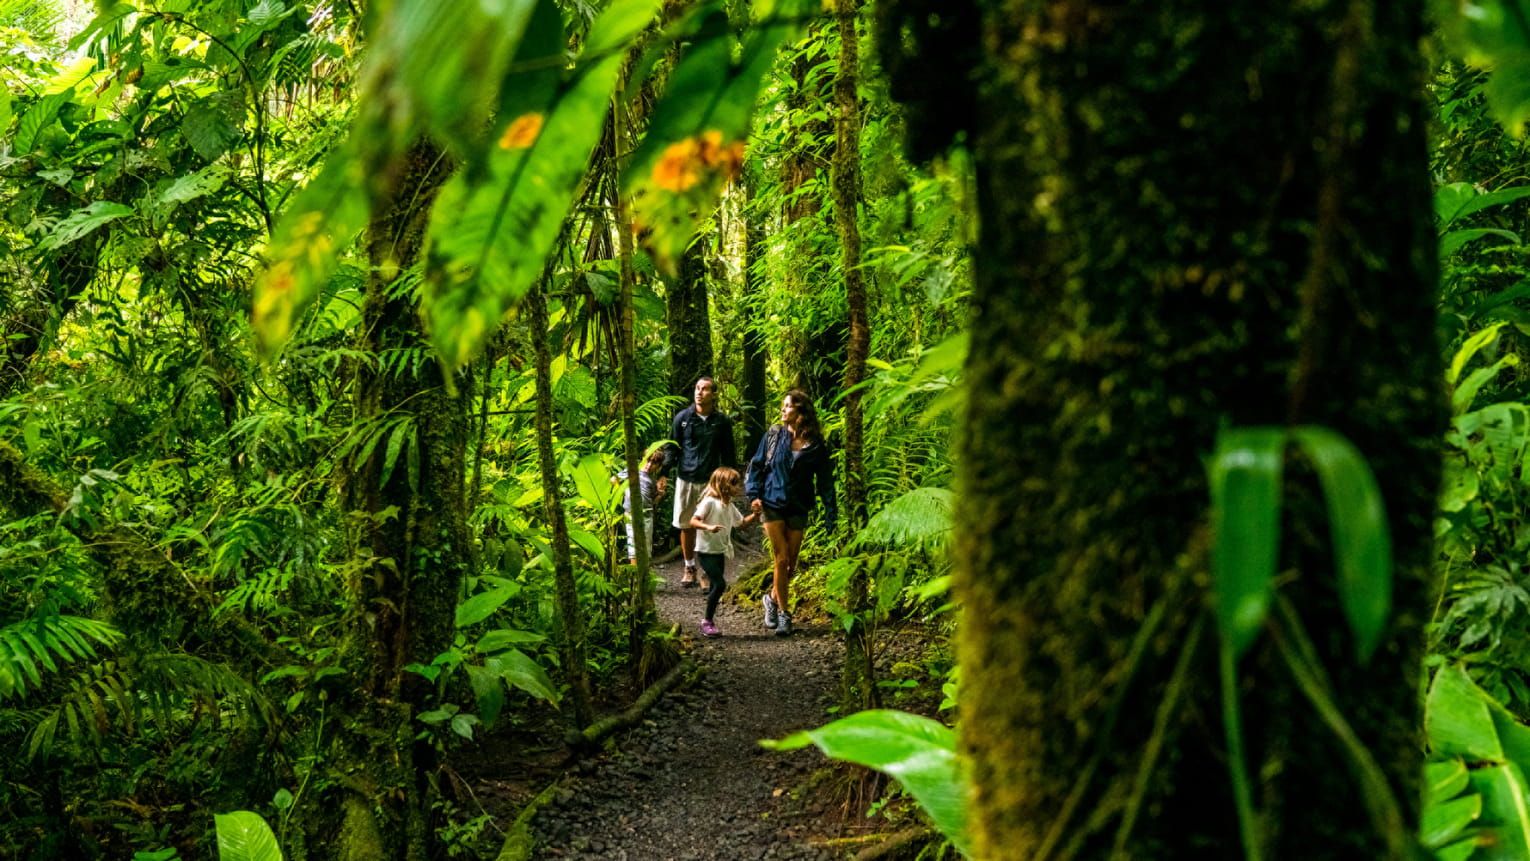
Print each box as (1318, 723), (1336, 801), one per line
(531, 552), (845, 860)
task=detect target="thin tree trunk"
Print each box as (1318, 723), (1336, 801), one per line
(526, 278), (597, 728)
(612, 68), (665, 681)
(741, 170), (770, 458)
(880, 1), (1443, 857)
(833, 0), (876, 713)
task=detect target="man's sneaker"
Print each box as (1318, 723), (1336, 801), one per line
(700, 620), (720, 638)
(680, 564), (698, 588)
(762, 594), (779, 629)
(774, 611), (793, 637)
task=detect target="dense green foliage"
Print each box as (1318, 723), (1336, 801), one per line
(4, 0), (1530, 858)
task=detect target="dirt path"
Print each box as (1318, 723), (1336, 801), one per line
(530, 552), (846, 860)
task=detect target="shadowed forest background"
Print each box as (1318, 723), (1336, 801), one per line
(4, 0), (1530, 859)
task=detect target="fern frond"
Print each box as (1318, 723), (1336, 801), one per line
(851, 486), (954, 554)
(0, 615), (122, 702)
(24, 652), (271, 762)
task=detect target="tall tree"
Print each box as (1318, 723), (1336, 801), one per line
(335, 141), (471, 860)
(833, 0), (876, 712)
(526, 278), (597, 728)
(879, 1), (1444, 857)
(667, 235), (716, 399)
(741, 169), (771, 458)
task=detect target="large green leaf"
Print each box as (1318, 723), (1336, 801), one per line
(1471, 764), (1530, 860)
(40, 201), (133, 250)
(1441, 227), (1521, 257)
(1454, 355), (1520, 414)
(376, 0), (540, 160)
(455, 584), (519, 628)
(1208, 427), (1286, 657)
(1290, 426), (1392, 662)
(1421, 793), (1483, 851)
(423, 0), (662, 371)
(465, 663), (506, 727)
(1449, 323), (1508, 386)
(1428, 665), (1505, 761)
(1438, 0), (1530, 132)
(489, 648), (560, 707)
(214, 810), (283, 861)
(251, 155), (369, 354)
(763, 710), (968, 856)
(623, 0), (817, 272)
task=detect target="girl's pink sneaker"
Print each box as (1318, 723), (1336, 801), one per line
(700, 620), (721, 638)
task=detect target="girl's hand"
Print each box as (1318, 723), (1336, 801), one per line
(750, 499), (762, 513)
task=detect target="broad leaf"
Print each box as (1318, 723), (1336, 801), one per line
(624, 0), (817, 271)
(213, 810), (283, 861)
(251, 155), (369, 354)
(1421, 793), (1482, 850)
(763, 710), (968, 856)
(490, 648), (561, 707)
(1208, 427), (1286, 657)
(455, 585), (518, 628)
(1470, 764), (1530, 860)
(476, 628), (545, 653)
(1441, 227), (1521, 257)
(1290, 426), (1392, 662)
(1428, 665), (1505, 761)
(423, 0), (663, 371)
(466, 663), (506, 726)
(40, 202), (133, 250)
(1449, 323), (1507, 386)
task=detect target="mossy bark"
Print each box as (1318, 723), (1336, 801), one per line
(833, 0), (876, 713)
(666, 237), (715, 400)
(332, 140), (469, 861)
(527, 278), (596, 727)
(882, 1), (1443, 857)
(741, 171), (770, 458)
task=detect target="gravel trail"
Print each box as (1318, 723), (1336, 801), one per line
(531, 552), (844, 860)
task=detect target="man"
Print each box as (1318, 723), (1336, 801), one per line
(671, 376), (738, 586)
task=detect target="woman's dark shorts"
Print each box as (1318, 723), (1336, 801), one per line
(761, 506), (808, 531)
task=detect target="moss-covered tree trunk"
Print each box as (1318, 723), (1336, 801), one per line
(881, 1), (1443, 857)
(741, 170), (770, 458)
(333, 141), (471, 861)
(833, 0), (875, 713)
(526, 279), (597, 728)
(666, 236), (715, 400)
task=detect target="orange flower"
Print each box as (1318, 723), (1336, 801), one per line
(498, 113), (544, 150)
(652, 138), (705, 192)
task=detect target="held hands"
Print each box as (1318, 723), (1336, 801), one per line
(750, 499), (762, 513)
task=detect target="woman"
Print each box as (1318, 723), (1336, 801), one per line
(745, 390), (837, 636)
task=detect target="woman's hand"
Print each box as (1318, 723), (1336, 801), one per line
(751, 499), (762, 513)
(711, 524), (723, 533)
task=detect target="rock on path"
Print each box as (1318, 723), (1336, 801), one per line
(531, 554), (844, 860)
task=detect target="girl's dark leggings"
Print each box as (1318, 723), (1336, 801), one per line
(698, 552), (727, 621)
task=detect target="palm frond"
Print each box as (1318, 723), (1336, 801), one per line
(0, 615), (122, 702)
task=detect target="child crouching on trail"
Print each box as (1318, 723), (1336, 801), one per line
(687, 466), (758, 637)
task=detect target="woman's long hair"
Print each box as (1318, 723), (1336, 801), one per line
(786, 389), (822, 444)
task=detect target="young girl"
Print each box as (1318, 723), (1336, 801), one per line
(687, 466), (758, 637)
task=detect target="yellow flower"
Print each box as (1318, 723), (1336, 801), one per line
(498, 113), (544, 150)
(652, 138), (705, 192)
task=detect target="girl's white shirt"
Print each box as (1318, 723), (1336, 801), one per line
(693, 494), (744, 557)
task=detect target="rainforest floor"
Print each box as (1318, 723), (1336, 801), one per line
(457, 542), (921, 860)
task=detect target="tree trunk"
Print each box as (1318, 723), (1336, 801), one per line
(880, 1), (1443, 857)
(833, 0), (876, 713)
(526, 278), (597, 727)
(666, 234), (715, 399)
(334, 140), (471, 861)
(741, 170), (770, 458)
